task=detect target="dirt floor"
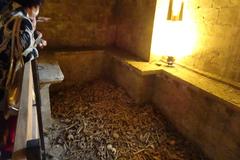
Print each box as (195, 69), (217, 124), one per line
(46, 80), (208, 160)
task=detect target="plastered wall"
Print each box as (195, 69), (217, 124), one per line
(114, 0), (156, 61)
(53, 51), (106, 89)
(38, 0), (117, 50)
(37, 0), (157, 61)
(178, 0), (240, 83)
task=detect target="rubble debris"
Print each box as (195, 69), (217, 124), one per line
(46, 80), (208, 160)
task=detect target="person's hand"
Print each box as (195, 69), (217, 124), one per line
(34, 31), (47, 48)
(38, 39), (47, 49)
(35, 31), (43, 39)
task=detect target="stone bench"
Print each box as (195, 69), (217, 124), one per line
(38, 56), (64, 129)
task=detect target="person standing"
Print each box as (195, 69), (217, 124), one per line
(0, 0), (47, 159)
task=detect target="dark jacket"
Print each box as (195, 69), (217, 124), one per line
(0, 7), (38, 103)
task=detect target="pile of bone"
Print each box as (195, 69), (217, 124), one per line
(46, 80), (208, 160)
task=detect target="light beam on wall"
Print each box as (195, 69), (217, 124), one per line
(150, 0), (198, 62)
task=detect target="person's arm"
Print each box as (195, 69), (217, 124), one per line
(19, 18), (38, 63)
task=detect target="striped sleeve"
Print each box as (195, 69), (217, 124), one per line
(19, 18), (38, 63)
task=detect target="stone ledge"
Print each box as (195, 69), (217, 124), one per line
(106, 48), (240, 109)
(161, 67), (240, 110)
(105, 48), (162, 76)
(38, 54), (64, 85)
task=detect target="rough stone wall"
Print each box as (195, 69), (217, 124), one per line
(114, 0), (156, 61)
(106, 56), (154, 104)
(153, 72), (240, 160)
(38, 0), (117, 50)
(53, 51), (106, 89)
(178, 0), (240, 83)
(38, 0), (156, 61)
(37, 0), (240, 83)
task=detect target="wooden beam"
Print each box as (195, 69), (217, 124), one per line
(12, 61), (39, 160)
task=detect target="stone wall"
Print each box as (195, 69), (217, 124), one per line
(38, 0), (240, 83)
(178, 0), (240, 83)
(114, 0), (156, 61)
(37, 0), (157, 61)
(106, 54), (154, 104)
(38, 0), (117, 50)
(153, 72), (240, 160)
(52, 50), (106, 89)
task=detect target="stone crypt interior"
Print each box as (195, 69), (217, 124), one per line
(13, 0), (240, 160)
